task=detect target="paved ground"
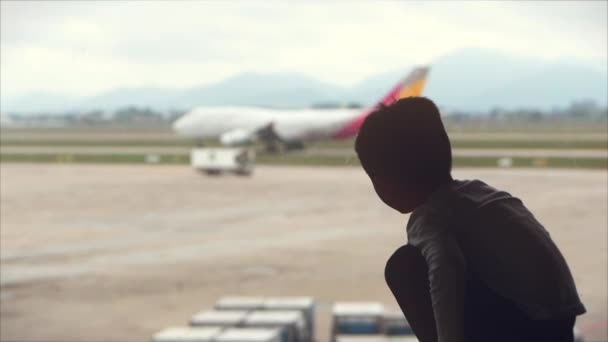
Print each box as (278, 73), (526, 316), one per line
(1, 164), (606, 341)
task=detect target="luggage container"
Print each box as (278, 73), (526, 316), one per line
(335, 335), (389, 342)
(215, 328), (282, 342)
(382, 310), (414, 336)
(215, 296), (266, 311)
(264, 297), (315, 341)
(331, 302), (384, 341)
(385, 337), (419, 342)
(152, 326), (223, 342)
(190, 310), (250, 327)
(243, 310), (306, 342)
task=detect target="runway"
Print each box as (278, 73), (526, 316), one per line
(1, 164), (606, 341)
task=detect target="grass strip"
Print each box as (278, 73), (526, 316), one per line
(1, 153), (605, 169)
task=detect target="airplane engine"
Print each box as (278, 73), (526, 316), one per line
(219, 129), (256, 146)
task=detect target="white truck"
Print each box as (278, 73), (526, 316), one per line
(191, 148), (255, 176)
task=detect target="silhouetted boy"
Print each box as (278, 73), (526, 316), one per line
(355, 97), (586, 342)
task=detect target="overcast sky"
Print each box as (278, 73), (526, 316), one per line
(1, 1), (606, 101)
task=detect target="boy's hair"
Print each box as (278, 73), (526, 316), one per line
(355, 97), (452, 188)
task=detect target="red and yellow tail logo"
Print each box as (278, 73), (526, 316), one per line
(334, 66), (430, 139)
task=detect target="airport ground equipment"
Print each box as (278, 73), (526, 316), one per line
(335, 333), (418, 342)
(331, 302), (385, 340)
(263, 297), (316, 342)
(330, 303), (419, 342)
(243, 310), (306, 342)
(152, 326), (224, 342)
(216, 296), (316, 341)
(215, 328), (283, 342)
(335, 335), (389, 342)
(190, 310), (250, 327)
(381, 310), (413, 336)
(215, 296), (266, 311)
(385, 337), (418, 342)
(190, 148), (255, 176)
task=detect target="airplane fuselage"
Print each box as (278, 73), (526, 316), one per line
(173, 106), (361, 143)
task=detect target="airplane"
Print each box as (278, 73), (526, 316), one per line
(172, 66), (430, 151)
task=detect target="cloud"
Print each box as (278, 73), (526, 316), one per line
(1, 1), (606, 101)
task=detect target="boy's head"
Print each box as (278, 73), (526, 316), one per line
(355, 97), (452, 213)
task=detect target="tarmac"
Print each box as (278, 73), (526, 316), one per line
(0, 164), (606, 341)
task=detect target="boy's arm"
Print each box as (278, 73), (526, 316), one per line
(416, 229), (466, 342)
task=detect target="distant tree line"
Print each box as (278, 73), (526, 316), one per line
(4, 99), (606, 128)
(446, 99), (607, 122)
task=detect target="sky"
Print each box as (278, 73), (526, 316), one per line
(1, 1), (607, 102)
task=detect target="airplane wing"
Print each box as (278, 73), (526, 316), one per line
(218, 128), (258, 146)
(219, 123), (280, 147)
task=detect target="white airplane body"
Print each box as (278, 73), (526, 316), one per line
(175, 106), (359, 144)
(173, 67), (430, 149)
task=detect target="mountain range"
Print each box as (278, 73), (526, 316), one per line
(3, 48), (607, 114)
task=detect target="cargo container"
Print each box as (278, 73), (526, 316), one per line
(386, 337), (419, 342)
(190, 310), (250, 327)
(243, 310), (306, 342)
(335, 335), (389, 342)
(152, 326), (223, 342)
(215, 328), (282, 342)
(382, 311), (414, 336)
(331, 303), (385, 342)
(264, 297), (315, 341)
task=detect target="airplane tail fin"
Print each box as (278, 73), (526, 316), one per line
(333, 66), (430, 139)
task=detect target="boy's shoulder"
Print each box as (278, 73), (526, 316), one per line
(414, 178), (506, 214)
(450, 179), (513, 207)
(406, 179), (515, 236)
